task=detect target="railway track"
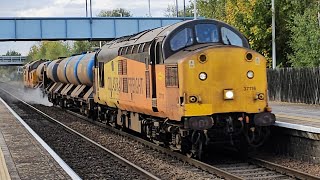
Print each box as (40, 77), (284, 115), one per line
(66, 110), (319, 180)
(0, 86), (159, 180)
(1, 82), (319, 180)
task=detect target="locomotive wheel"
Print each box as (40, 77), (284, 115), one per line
(245, 126), (270, 148)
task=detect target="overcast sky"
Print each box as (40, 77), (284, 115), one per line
(0, 0), (190, 56)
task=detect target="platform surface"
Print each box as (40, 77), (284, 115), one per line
(270, 102), (320, 133)
(0, 99), (71, 179)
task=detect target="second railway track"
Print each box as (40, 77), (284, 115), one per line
(0, 82), (319, 180)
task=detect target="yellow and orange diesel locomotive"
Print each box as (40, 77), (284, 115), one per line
(28, 19), (275, 158)
(23, 59), (49, 88)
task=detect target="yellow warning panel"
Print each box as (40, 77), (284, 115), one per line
(0, 147), (11, 180)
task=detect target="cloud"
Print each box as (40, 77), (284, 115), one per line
(1, 0), (190, 17)
(0, 0), (191, 55)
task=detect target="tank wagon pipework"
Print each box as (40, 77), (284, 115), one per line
(24, 19), (276, 159)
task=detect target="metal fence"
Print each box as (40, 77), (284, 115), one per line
(268, 68), (320, 104)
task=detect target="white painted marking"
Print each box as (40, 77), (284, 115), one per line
(275, 121), (320, 134)
(0, 97), (81, 180)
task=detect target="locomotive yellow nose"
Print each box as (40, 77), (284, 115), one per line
(179, 47), (268, 116)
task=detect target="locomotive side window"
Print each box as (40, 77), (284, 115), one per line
(221, 27), (243, 47)
(170, 28), (193, 51)
(195, 24), (219, 43)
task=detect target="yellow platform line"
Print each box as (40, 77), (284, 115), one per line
(276, 113), (320, 123)
(0, 147), (11, 180)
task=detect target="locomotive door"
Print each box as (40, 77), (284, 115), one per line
(149, 39), (162, 112)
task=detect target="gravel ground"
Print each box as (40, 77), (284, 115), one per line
(255, 153), (320, 177)
(0, 90), (146, 180)
(33, 104), (220, 180)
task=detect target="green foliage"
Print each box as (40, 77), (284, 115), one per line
(72, 41), (92, 54)
(5, 50), (21, 56)
(197, 0), (226, 20)
(27, 41), (71, 62)
(274, 0), (318, 67)
(195, 0), (320, 67)
(196, 0), (272, 66)
(97, 8), (132, 17)
(288, 7), (320, 67)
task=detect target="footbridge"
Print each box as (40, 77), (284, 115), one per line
(0, 17), (192, 41)
(0, 56), (26, 66)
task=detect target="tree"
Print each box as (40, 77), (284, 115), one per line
(72, 41), (92, 54)
(197, 0), (227, 20)
(27, 41), (71, 62)
(288, 6), (320, 67)
(274, 0), (318, 67)
(5, 50), (21, 56)
(97, 8), (132, 17)
(196, 0), (272, 66)
(164, 4), (193, 17)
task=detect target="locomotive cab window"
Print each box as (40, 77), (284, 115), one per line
(195, 24), (219, 43)
(170, 28), (193, 51)
(221, 27), (243, 47)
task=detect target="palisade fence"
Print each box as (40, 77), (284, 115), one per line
(268, 68), (320, 104)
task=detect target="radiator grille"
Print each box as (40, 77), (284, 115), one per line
(145, 71), (150, 98)
(118, 59), (127, 75)
(165, 65), (178, 87)
(123, 78), (128, 93)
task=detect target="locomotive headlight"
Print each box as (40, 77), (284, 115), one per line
(247, 71), (254, 79)
(199, 72), (207, 81)
(224, 89), (234, 100)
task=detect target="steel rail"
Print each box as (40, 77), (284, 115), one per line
(67, 110), (320, 180)
(249, 157), (320, 180)
(66, 110), (244, 180)
(0, 87), (160, 180)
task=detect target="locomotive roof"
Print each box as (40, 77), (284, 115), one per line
(97, 19), (249, 62)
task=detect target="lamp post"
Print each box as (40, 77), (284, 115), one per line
(183, 0), (186, 19)
(272, 0), (276, 69)
(194, 0), (197, 19)
(90, 0), (93, 19)
(148, 0), (151, 17)
(85, 0), (88, 17)
(176, 0), (179, 17)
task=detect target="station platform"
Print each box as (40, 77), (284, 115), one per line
(270, 102), (320, 134)
(0, 98), (78, 180)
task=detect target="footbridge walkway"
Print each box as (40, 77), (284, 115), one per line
(0, 56), (26, 66)
(0, 17), (192, 41)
